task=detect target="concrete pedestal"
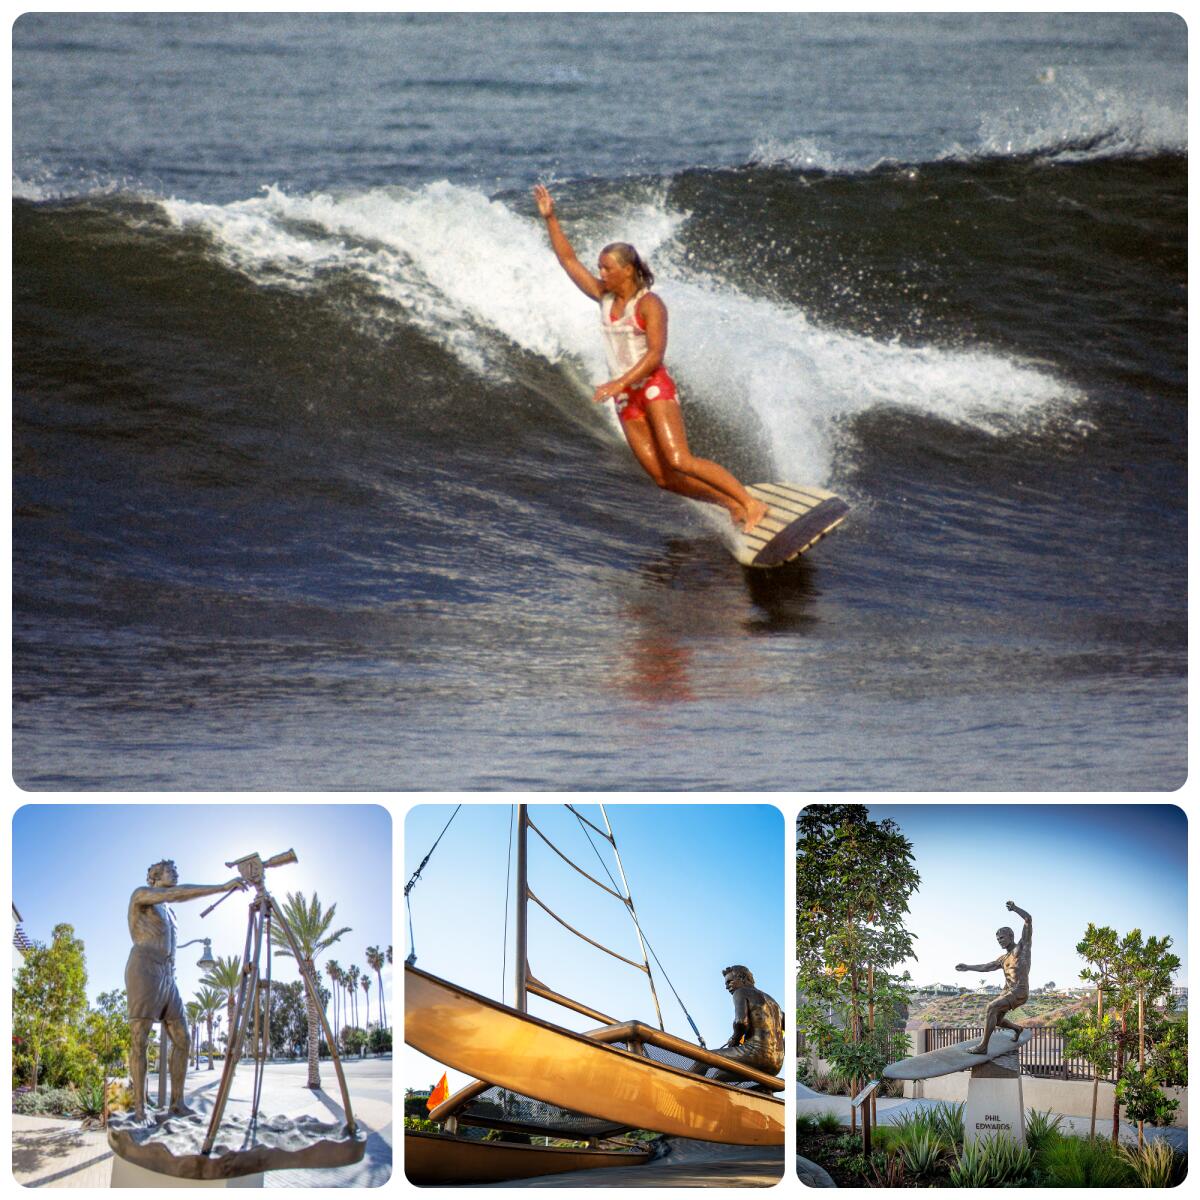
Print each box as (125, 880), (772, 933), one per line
(111, 1155), (264, 1187)
(964, 1051), (1025, 1146)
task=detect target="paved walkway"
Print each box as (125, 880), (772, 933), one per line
(11, 1057), (392, 1188)
(795, 1091), (1187, 1152)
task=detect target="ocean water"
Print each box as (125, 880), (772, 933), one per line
(12, 13), (1187, 789)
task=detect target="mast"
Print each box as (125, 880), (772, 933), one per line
(515, 804), (528, 1012)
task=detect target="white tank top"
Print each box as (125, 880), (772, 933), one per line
(599, 289), (649, 382)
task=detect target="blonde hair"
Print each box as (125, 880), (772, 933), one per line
(601, 242), (655, 289)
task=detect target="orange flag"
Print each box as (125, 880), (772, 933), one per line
(426, 1072), (449, 1111)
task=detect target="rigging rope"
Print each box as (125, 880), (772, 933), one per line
(404, 803), (462, 965)
(568, 806), (705, 1045)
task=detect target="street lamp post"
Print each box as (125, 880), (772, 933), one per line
(157, 939), (217, 1107)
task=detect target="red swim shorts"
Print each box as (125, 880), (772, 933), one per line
(615, 367), (679, 423)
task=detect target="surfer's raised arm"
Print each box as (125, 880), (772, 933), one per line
(533, 184), (604, 300)
(1007, 899), (1032, 943)
(531, 181), (768, 535)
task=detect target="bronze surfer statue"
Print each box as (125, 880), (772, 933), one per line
(955, 900), (1032, 1054)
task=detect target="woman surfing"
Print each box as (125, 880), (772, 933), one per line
(533, 184), (768, 533)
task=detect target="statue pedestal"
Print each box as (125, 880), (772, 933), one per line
(107, 1107), (365, 1186)
(110, 1156), (263, 1187)
(964, 1050), (1025, 1147)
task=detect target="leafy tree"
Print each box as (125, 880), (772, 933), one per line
(1059, 1009), (1119, 1137)
(1109, 930), (1180, 1147)
(268, 979), (330, 1059)
(1147, 1010), (1187, 1089)
(1072, 925), (1181, 1147)
(796, 805), (919, 1132)
(1072, 923), (1120, 1137)
(13, 923), (89, 1092)
(273, 891), (351, 1088)
(368, 1026), (392, 1054)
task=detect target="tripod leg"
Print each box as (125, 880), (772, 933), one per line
(202, 901), (263, 1155)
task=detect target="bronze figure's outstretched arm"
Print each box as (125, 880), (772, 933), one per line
(955, 956), (1003, 973)
(131, 878), (244, 907)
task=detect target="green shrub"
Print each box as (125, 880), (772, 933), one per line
(1118, 1067), (1180, 1128)
(77, 1081), (105, 1118)
(899, 1127), (947, 1179)
(869, 1149), (907, 1187)
(816, 1110), (842, 1133)
(1118, 1139), (1187, 1188)
(949, 1136), (1034, 1187)
(368, 1026), (392, 1054)
(948, 1139), (989, 1187)
(841, 1149), (888, 1180)
(105, 1080), (133, 1113)
(1036, 1134), (1135, 1187)
(1025, 1108), (1064, 1154)
(13, 1086), (83, 1117)
(870, 1125), (904, 1155)
(930, 1101), (965, 1146)
(404, 1115), (439, 1133)
(981, 1135), (1035, 1186)
(795, 1113), (818, 1135)
(35, 1033), (100, 1091)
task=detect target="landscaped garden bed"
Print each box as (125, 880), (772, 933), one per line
(796, 1104), (1187, 1188)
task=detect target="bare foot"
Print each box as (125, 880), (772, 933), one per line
(741, 498), (769, 534)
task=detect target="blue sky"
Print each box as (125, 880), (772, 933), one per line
(404, 803), (785, 1093)
(12, 804), (393, 1022)
(837, 804), (1188, 988)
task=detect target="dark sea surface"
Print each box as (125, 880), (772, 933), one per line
(12, 13), (1187, 789)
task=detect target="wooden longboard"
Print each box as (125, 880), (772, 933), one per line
(883, 1029), (1033, 1081)
(732, 483), (850, 567)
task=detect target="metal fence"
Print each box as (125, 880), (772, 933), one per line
(923, 1025), (1119, 1082)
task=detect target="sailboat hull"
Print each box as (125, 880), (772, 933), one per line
(404, 1130), (651, 1185)
(405, 966), (784, 1146)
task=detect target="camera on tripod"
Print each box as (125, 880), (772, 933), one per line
(226, 849), (299, 887)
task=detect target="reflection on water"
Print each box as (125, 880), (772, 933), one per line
(608, 539), (823, 705)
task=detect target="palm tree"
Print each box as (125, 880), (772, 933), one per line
(194, 987), (223, 1070)
(367, 946), (387, 1031)
(202, 955), (243, 1058)
(361, 973), (371, 1051)
(186, 1001), (203, 1070)
(273, 891), (351, 1090)
(325, 960), (341, 1049)
(387, 945), (392, 965)
(347, 964), (360, 1031)
(335, 964), (348, 1052)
